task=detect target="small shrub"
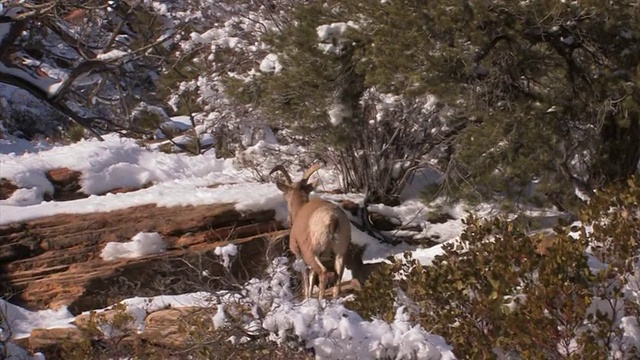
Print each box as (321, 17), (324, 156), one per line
(66, 123), (86, 143)
(157, 142), (174, 154)
(344, 261), (396, 322)
(179, 304), (313, 360)
(61, 303), (162, 360)
(130, 105), (169, 136)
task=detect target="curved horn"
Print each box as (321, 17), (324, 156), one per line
(301, 163), (322, 182)
(269, 165), (293, 184)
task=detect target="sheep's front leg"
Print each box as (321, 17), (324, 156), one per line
(306, 269), (315, 299)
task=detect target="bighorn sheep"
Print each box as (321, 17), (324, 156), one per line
(270, 163), (351, 299)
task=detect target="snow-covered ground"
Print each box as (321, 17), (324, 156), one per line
(0, 133), (473, 252)
(3, 131), (634, 359)
(1, 256), (458, 360)
(0, 134), (468, 359)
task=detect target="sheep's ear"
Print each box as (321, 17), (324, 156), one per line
(275, 180), (291, 193)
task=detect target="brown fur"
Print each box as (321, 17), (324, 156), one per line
(272, 165), (352, 299)
(289, 199), (351, 299)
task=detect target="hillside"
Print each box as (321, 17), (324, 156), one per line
(0, 136), (470, 359)
(1, 1), (639, 359)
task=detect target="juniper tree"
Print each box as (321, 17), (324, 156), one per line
(225, 2), (449, 205)
(345, 0), (640, 207)
(229, 0), (640, 208)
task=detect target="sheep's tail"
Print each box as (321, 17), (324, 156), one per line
(329, 213), (340, 236)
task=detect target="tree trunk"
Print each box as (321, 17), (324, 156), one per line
(591, 115), (640, 188)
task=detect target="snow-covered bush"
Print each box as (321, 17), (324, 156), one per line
(171, 256), (455, 360)
(0, 1), (177, 135)
(348, 177), (640, 359)
(150, 0), (295, 157)
(223, 2), (449, 204)
(49, 253), (455, 359)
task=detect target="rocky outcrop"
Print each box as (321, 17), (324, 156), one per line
(0, 177), (19, 200)
(0, 202), (287, 315)
(2, 167), (155, 202)
(45, 168), (82, 194)
(25, 327), (84, 359)
(1, 190), (406, 313)
(140, 307), (204, 348)
(1, 178), (411, 360)
(22, 307), (209, 359)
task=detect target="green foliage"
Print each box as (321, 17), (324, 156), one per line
(66, 123), (86, 143)
(348, 177), (640, 358)
(130, 106), (168, 135)
(156, 59), (205, 116)
(61, 303), (152, 360)
(345, 262), (397, 322)
(225, 3), (351, 144)
(360, 0), (640, 202)
(225, 3), (446, 204)
(232, 0), (640, 205)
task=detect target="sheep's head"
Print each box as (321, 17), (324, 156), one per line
(269, 163), (321, 222)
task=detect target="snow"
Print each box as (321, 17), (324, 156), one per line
(316, 22), (360, 42)
(0, 136), (53, 155)
(259, 53), (282, 73)
(215, 243), (238, 268)
(212, 304), (227, 329)
(263, 300), (455, 360)
(63, 292), (215, 338)
(101, 232), (167, 261)
(46, 82), (63, 97)
(0, 299), (75, 340)
(0, 179), (290, 226)
(96, 49), (129, 61)
(0, 134), (469, 265)
(328, 102), (352, 126)
(0, 62), (59, 97)
(160, 115), (194, 132)
(561, 35), (575, 46)
(0, 130), (462, 357)
(118, 292), (212, 315)
(1, 128), (615, 359)
(2, 256), (456, 359)
(406, 241), (450, 266)
(0, 134), (290, 222)
(620, 317), (640, 353)
(189, 27), (243, 50)
(152, 115), (196, 140)
(225, 257), (456, 359)
(316, 22), (360, 55)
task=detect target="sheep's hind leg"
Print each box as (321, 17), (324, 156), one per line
(306, 269), (315, 299)
(312, 256), (328, 300)
(333, 253), (345, 299)
(301, 266), (310, 299)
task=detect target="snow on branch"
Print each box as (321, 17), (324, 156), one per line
(0, 1), (175, 137)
